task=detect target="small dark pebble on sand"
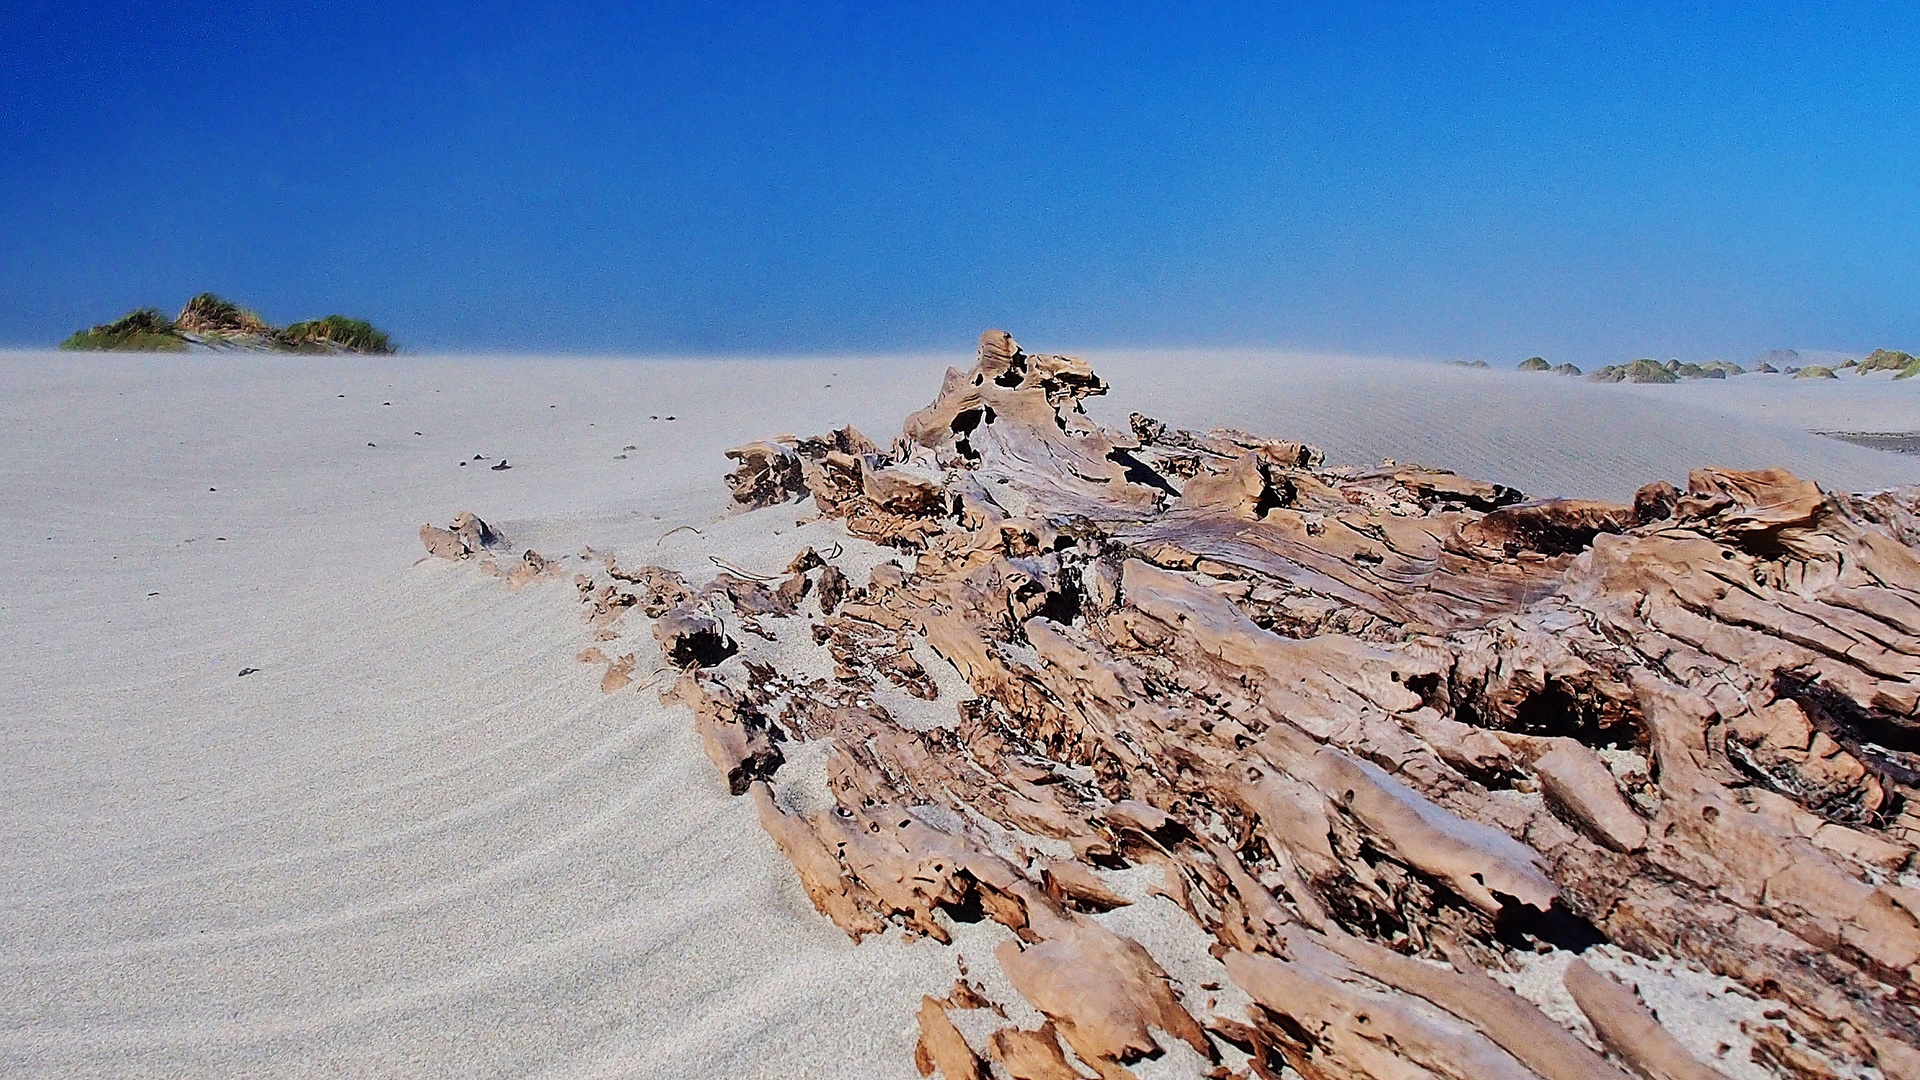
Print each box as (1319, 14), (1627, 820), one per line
(491, 460), (511, 470)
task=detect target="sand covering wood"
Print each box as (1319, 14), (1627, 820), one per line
(446, 331), (1920, 1080)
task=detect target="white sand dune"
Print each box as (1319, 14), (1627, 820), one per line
(1089, 350), (1920, 501)
(3, 347), (1918, 1078)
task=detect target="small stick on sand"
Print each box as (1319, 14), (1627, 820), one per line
(708, 555), (780, 581)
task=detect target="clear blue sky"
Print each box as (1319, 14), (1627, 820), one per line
(2, 2), (1914, 362)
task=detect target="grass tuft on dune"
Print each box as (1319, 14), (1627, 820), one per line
(279, 315), (393, 354)
(60, 308), (189, 352)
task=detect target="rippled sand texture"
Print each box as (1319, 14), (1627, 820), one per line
(3, 348), (1917, 1078)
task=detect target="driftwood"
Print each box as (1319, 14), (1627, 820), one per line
(421, 510), (566, 592)
(1563, 958), (1735, 1080)
(419, 510), (503, 559)
(570, 331), (1920, 1079)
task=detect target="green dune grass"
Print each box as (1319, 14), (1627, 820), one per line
(60, 296), (394, 354)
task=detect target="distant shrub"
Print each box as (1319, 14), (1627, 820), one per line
(1860, 348), (1915, 374)
(59, 308), (187, 351)
(1794, 365), (1838, 380)
(279, 315), (394, 354)
(1589, 359), (1677, 384)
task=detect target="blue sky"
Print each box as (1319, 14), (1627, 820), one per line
(1, 2), (1914, 361)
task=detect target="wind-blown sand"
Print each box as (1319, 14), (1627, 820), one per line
(3, 347), (1918, 1079)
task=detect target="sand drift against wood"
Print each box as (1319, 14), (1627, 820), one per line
(426, 332), (1920, 1080)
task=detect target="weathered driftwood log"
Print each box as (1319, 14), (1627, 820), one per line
(593, 331), (1920, 1079)
(421, 511), (565, 593)
(723, 441), (806, 511)
(419, 510), (502, 559)
(652, 603), (735, 668)
(916, 994), (990, 1080)
(1564, 957), (1735, 1080)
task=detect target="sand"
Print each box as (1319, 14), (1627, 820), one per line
(1088, 350), (1920, 501)
(3, 347), (1918, 1078)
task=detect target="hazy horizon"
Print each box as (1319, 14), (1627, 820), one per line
(4, 3), (1915, 364)
(0, 341), (1878, 374)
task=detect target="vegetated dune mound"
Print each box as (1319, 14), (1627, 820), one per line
(1858, 350), (1920, 381)
(61, 294), (394, 353)
(1589, 359), (1746, 383)
(1516, 357), (1584, 376)
(1859, 350), (1915, 375)
(1576, 353), (1920, 384)
(449, 331), (1920, 1080)
(56, 308), (187, 352)
(1747, 348), (1920, 381)
(1591, 359), (1680, 383)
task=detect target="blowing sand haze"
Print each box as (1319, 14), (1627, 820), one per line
(6, 337), (1920, 1079)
